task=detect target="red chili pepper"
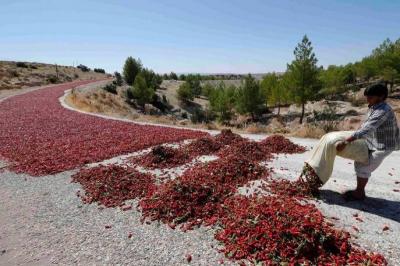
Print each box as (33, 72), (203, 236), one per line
(186, 254), (192, 263)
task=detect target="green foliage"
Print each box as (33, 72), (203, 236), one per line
(77, 64), (90, 72)
(141, 68), (162, 90)
(236, 74), (264, 119)
(286, 35), (321, 123)
(16, 62), (28, 68)
(131, 73), (154, 107)
(179, 74), (186, 80)
(209, 82), (237, 123)
(311, 104), (343, 133)
(190, 107), (213, 124)
(177, 82), (194, 102)
(123, 56), (142, 85)
(103, 82), (117, 94)
(382, 67), (398, 89)
(169, 72), (178, 80)
(46, 75), (59, 84)
(114, 71), (123, 86)
(201, 83), (215, 97)
(260, 73), (288, 114)
(94, 68), (105, 74)
(185, 74), (202, 96)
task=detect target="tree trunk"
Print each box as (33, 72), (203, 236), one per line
(300, 102), (305, 124)
(277, 105), (280, 116)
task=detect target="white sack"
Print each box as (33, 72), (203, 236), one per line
(306, 131), (369, 184)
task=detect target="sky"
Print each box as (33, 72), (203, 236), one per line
(1, 0), (399, 74)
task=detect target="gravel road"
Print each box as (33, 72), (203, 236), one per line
(0, 169), (229, 266)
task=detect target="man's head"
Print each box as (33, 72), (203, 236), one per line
(364, 83), (388, 105)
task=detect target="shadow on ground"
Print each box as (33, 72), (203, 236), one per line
(320, 189), (400, 223)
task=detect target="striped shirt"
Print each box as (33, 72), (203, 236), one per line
(351, 102), (400, 151)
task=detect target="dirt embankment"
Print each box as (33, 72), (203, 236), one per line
(66, 80), (400, 139)
(0, 61), (109, 91)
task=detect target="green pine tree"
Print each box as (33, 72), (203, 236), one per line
(286, 35), (320, 124)
(131, 73), (153, 107)
(123, 56), (142, 85)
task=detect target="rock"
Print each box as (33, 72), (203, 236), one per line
(144, 104), (162, 115)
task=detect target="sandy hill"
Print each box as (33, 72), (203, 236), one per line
(0, 61), (109, 91)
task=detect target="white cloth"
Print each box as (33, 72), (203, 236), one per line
(306, 131), (369, 184)
(354, 150), (392, 178)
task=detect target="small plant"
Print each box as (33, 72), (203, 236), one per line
(177, 82), (194, 102)
(311, 104), (343, 133)
(114, 71), (123, 86)
(94, 68), (106, 74)
(77, 64), (90, 72)
(74, 73), (79, 79)
(16, 62), (28, 68)
(8, 70), (19, 77)
(190, 107), (212, 124)
(103, 82), (117, 94)
(46, 75), (59, 84)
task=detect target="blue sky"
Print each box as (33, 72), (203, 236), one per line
(1, 0), (399, 74)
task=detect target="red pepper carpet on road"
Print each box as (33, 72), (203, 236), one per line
(0, 80), (206, 176)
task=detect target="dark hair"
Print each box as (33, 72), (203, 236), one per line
(364, 83), (388, 100)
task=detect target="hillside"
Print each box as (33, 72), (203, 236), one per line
(0, 61), (109, 91)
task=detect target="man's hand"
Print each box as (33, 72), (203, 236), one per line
(336, 136), (355, 152)
(336, 141), (347, 152)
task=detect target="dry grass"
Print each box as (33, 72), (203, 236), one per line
(0, 61), (108, 90)
(290, 124), (326, 139)
(66, 88), (139, 120)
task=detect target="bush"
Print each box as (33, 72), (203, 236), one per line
(77, 64), (90, 72)
(177, 82), (194, 102)
(131, 73), (154, 107)
(8, 70), (19, 77)
(94, 68), (106, 74)
(162, 94), (168, 103)
(16, 62), (28, 68)
(123, 56), (142, 85)
(310, 104), (343, 133)
(114, 71), (123, 86)
(74, 73), (79, 79)
(103, 83), (117, 94)
(190, 107), (213, 124)
(46, 75), (59, 84)
(29, 64), (38, 69)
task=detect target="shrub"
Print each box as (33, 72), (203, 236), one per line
(190, 107), (211, 124)
(8, 70), (19, 77)
(46, 75), (59, 84)
(123, 56), (142, 85)
(131, 73), (154, 107)
(114, 71), (123, 86)
(74, 73), (79, 79)
(29, 64), (38, 69)
(77, 64), (90, 72)
(177, 82), (194, 102)
(94, 68), (106, 74)
(311, 104), (343, 133)
(103, 83), (117, 94)
(16, 62), (28, 68)
(162, 94), (168, 103)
